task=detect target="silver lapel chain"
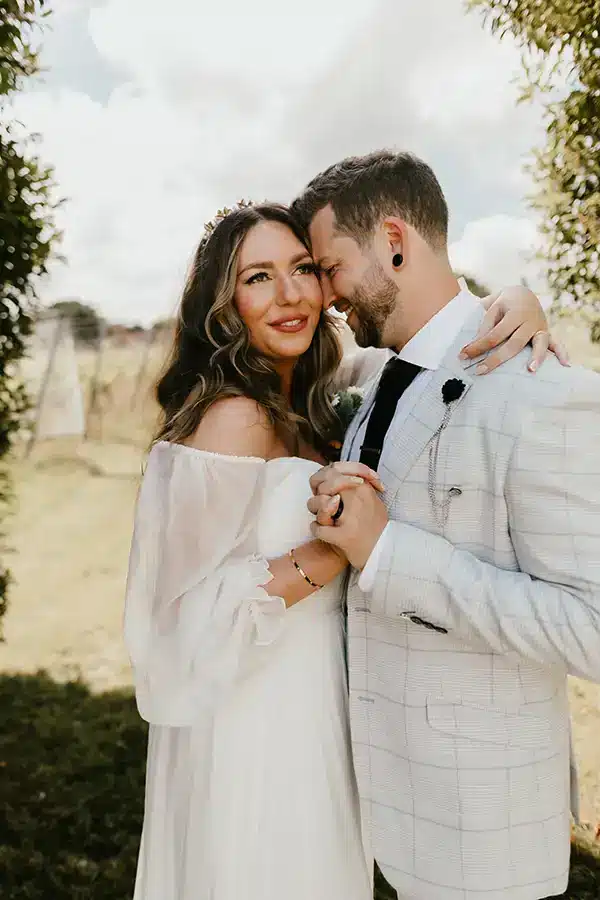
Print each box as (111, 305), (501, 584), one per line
(428, 378), (467, 529)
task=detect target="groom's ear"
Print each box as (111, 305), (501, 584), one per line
(381, 216), (408, 267)
(382, 216), (406, 245)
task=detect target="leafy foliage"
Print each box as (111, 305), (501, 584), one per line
(454, 273), (492, 298)
(0, 0), (58, 626)
(0, 1), (50, 95)
(468, 0), (600, 316)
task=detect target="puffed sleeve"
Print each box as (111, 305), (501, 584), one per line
(123, 442), (286, 727)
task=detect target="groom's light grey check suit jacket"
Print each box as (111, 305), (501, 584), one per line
(343, 306), (600, 900)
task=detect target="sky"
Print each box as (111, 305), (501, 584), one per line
(10, 0), (550, 325)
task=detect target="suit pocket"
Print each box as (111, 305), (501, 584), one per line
(426, 698), (553, 750)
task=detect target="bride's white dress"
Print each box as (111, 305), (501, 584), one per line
(124, 440), (374, 900)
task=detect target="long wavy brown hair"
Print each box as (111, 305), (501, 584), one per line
(154, 203), (343, 457)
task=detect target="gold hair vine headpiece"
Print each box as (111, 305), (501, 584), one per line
(202, 198), (256, 238)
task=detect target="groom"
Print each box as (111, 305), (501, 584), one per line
(292, 150), (600, 900)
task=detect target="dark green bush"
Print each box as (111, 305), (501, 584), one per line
(0, 672), (146, 899)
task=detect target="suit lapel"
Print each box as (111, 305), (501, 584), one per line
(379, 307), (484, 486)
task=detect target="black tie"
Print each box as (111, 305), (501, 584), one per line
(359, 357), (422, 470)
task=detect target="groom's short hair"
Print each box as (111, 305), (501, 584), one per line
(292, 150), (448, 252)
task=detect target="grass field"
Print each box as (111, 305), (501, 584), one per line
(1, 317), (600, 897)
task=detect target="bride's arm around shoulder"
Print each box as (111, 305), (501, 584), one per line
(124, 397), (347, 727)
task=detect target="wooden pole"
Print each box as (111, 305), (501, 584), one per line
(24, 315), (64, 459)
(130, 328), (157, 411)
(84, 320), (106, 442)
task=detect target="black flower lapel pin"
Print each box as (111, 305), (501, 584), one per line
(429, 378), (467, 528)
(442, 378), (466, 405)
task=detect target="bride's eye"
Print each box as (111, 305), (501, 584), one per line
(295, 262), (319, 277)
(245, 271), (270, 285)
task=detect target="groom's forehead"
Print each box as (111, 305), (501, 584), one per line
(310, 220), (365, 271)
(309, 205), (344, 262)
(309, 205), (335, 241)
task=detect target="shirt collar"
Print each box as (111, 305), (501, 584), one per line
(397, 279), (481, 371)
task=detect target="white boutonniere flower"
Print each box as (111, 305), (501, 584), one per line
(328, 387), (364, 460)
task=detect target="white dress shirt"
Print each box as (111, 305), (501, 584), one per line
(354, 281), (481, 591)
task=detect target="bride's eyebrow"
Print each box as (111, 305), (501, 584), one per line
(239, 252), (312, 276)
(239, 260), (273, 275)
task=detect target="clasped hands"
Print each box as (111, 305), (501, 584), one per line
(307, 462), (389, 570)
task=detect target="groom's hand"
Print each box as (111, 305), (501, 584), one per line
(308, 480), (389, 571)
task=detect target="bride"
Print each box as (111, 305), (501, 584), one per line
(124, 201), (559, 900)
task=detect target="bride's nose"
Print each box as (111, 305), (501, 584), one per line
(276, 274), (303, 305)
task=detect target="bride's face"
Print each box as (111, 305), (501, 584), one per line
(234, 221), (323, 364)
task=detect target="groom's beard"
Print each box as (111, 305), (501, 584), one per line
(347, 261), (397, 349)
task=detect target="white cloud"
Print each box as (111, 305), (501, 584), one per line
(12, 0), (548, 324)
(284, 0), (547, 218)
(88, 0), (377, 105)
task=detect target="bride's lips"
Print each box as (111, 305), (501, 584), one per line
(269, 316), (309, 334)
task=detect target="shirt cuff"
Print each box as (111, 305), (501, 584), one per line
(357, 523), (392, 593)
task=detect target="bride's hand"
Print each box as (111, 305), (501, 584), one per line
(308, 462), (384, 529)
(309, 462), (385, 498)
(460, 285), (570, 374)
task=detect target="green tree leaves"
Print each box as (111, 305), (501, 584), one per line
(469, 0), (600, 315)
(0, 0), (59, 627)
